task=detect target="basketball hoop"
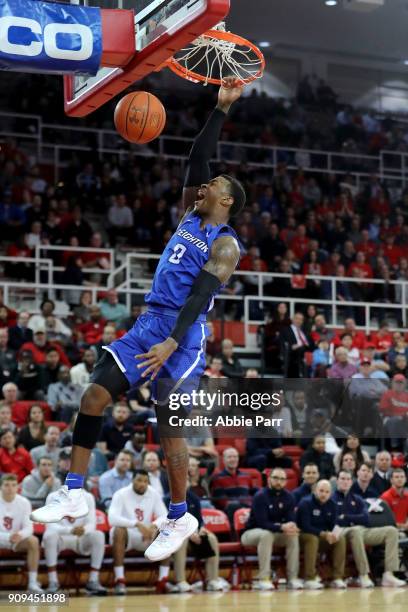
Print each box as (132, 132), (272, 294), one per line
(166, 23), (265, 86)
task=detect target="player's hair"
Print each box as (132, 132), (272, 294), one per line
(358, 462), (373, 471)
(133, 469), (149, 479)
(391, 468), (406, 476)
(220, 175), (246, 217)
(1, 474), (17, 485)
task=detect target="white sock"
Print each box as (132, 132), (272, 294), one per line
(159, 566), (169, 580)
(48, 571), (58, 583)
(28, 572), (38, 587)
(114, 566), (125, 581)
(89, 570), (99, 582)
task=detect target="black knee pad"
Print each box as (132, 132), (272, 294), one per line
(90, 350), (130, 400)
(72, 413), (104, 449)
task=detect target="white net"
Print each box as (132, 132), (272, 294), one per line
(170, 23), (264, 85)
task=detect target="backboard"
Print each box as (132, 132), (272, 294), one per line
(64, 0), (230, 117)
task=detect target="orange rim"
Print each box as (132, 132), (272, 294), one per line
(166, 29), (265, 86)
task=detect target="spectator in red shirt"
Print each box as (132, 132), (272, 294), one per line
(290, 225), (310, 260)
(239, 246), (268, 272)
(347, 252), (373, 279)
(302, 250), (323, 276)
(382, 236), (402, 267)
(204, 356), (224, 379)
(80, 232), (111, 269)
(381, 469), (408, 532)
(310, 314), (335, 344)
(334, 192), (354, 218)
(356, 229), (376, 259)
(369, 189), (391, 217)
(333, 318), (366, 349)
(20, 329), (70, 367)
(379, 374), (408, 450)
(77, 305), (106, 345)
(0, 429), (33, 482)
(210, 448), (254, 519)
(0, 290), (17, 328)
(369, 321), (393, 356)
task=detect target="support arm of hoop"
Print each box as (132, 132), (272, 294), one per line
(100, 9), (136, 68)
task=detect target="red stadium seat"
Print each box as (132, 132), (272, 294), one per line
(33, 522), (45, 536)
(201, 508), (240, 552)
(95, 509), (110, 532)
(239, 468), (262, 489)
(202, 508), (231, 534)
(214, 438), (246, 456)
(144, 443), (160, 452)
(45, 421), (67, 432)
(282, 445), (303, 459)
(233, 507), (251, 535)
(12, 401), (52, 427)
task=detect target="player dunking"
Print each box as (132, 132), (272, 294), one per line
(31, 78), (245, 562)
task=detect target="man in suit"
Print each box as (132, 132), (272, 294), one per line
(280, 312), (314, 377)
(372, 451), (392, 496)
(8, 312), (33, 351)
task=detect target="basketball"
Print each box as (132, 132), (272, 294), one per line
(114, 91), (166, 144)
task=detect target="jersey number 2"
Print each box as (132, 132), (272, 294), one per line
(168, 243), (186, 264)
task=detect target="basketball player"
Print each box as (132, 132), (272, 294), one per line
(42, 489), (107, 594)
(0, 474), (43, 593)
(31, 77), (245, 563)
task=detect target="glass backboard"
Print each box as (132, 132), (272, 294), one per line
(64, 0), (230, 116)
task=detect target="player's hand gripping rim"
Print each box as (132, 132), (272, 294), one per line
(135, 337), (178, 380)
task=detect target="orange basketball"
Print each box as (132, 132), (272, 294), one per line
(114, 91), (166, 144)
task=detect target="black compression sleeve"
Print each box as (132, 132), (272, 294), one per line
(170, 269), (221, 344)
(184, 107), (227, 188)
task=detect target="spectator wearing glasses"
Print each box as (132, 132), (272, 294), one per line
(241, 468), (303, 591)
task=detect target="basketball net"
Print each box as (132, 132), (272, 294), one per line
(166, 23), (265, 86)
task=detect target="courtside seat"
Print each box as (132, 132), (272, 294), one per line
(201, 508), (241, 554)
(96, 509), (110, 533)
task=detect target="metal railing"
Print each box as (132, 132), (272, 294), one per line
(1, 255), (406, 346)
(34, 245), (116, 281)
(112, 251), (408, 324)
(1, 111), (408, 187)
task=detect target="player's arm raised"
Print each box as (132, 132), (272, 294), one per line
(182, 78), (244, 214)
(136, 235), (240, 380)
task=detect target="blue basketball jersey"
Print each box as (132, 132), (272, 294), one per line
(145, 212), (239, 313)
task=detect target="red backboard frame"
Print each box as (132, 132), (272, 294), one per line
(64, 0), (230, 117)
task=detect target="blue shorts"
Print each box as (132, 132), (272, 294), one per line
(103, 306), (208, 403)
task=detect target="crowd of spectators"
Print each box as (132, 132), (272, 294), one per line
(0, 72), (408, 594)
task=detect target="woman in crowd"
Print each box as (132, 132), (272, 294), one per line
(333, 433), (370, 473)
(17, 404), (46, 451)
